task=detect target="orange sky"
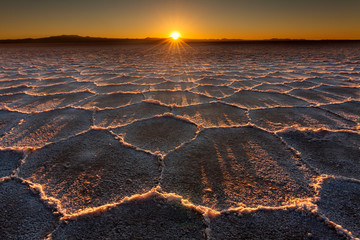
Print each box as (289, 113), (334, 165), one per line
(1, 0), (360, 40)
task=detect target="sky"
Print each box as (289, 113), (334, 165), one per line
(1, 0), (360, 40)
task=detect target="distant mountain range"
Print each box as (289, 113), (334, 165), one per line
(0, 35), (164, 44)
(0, 35), (359, 44)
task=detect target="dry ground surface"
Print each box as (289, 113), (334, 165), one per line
(0, 43), (359, 239)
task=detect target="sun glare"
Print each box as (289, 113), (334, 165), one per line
(170, 32), (180, 40)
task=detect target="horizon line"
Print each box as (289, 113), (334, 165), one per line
(1, 35), (360, 42)
(0, 34), (360, 43)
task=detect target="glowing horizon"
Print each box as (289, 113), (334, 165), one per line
(1, 0), (360, 40)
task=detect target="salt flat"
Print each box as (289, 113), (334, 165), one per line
(0, 43), (359, 239)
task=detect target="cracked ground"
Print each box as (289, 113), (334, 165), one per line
(0, 43), (359, 239)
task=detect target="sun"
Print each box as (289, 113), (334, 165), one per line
(170, 32), (181, 40)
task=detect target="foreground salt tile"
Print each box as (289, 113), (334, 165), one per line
(134, 77), (167, 85)
(253, 83), (293, 92)
(94, 75), (142, 85)
(320, 101), (360, 122)
(52, 195), (205, 239)
(162, 127), (314, 210)
(78, 73), (121, 83)
(150, 81), (197, 91)
(113, 116), (198, 153)
(314, 86), (360, 100)
(0, 150), (23, 177)
(288, 88), (345, 104)
(223, 90), (310, 109)
(0, 180), (58, 239)
(0, 93), (33, 109)
(210, 209), (343, 240)
(250, 107), (356, 131)
(190, 85), (236, 98)
(253, 76), (291, 84)
(195, 77), (232, 86)
(279, 130), (360, 179)
(285, 79), (319, 89)
(317, 178), (360, 238)
(266, 71), (304, 80)
(77, 92), (143, 109)
(308, 77), (358, 87)
(95, 102), (171, 128)
(0, 79), (36, 89)
(19, 130), (160, 214)
(1, 108), (92, 148)
(144, 91), (214, 107)
(0, 110), (26, 137)
(26, 82), (95, 95)
(173, 102), (248, 128)
(32, 77), (77, 87)
(92, 84), (150, 94)
(7, 92), (94, 113)
(228, 80), (261, 90)
(40, 72), (79, 80)
(0, 85), (31, 95)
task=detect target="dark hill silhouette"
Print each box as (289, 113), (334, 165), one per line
(0, 35), (359, 45)
(0, 35), (165, 44)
